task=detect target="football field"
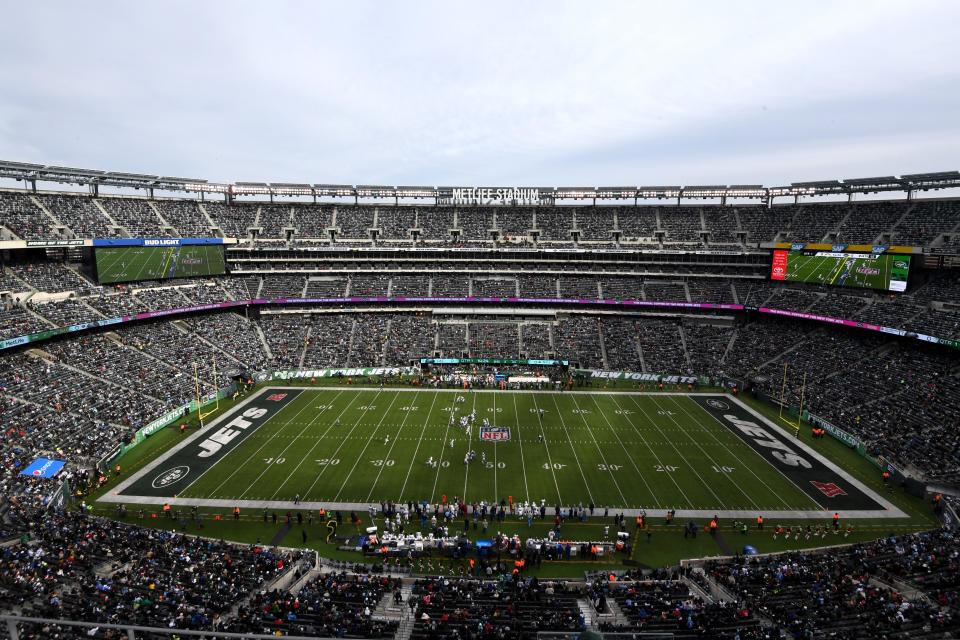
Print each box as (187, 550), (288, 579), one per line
(112, 388), (899, 518)
(786, 253), (889, 290)
(95, 245), (226, 284)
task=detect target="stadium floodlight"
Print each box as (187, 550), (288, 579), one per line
(555, 187), (596, 200)
(356, 185), (397, 198)
(637, 186), (682, 199)
(726, 185), (767, 198)
(233, 182), (272, 195)
(313, 184), (356, 197)
(396, 186), (437, 199)
(269, 183), (313, 196)
(900, 171), (960, 191)
(681, 185), (728, 198)
(596, 187), (637, 199)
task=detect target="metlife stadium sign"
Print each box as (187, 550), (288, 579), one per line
(451, 187), (542, 206)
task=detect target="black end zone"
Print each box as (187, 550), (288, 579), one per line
(693, 396), (884, 511)
(120, 389), (302, 498)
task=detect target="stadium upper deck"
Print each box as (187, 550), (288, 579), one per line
(1, 161), (959, 249)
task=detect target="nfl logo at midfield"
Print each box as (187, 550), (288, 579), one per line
(480, 427), (511, 441)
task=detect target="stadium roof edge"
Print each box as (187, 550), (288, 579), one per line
(0, 159), (957, 201)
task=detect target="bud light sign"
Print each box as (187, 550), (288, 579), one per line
(21, 458), (66, 478)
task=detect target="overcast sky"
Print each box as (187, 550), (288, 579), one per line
(0, 0), (957, 188)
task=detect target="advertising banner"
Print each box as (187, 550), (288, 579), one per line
(21, 458), (66, 478)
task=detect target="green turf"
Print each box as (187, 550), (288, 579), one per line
(95, 245), (225, 284)
(162, 388), (828, 511)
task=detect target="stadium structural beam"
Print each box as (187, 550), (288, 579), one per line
(1, 159), (957, 204)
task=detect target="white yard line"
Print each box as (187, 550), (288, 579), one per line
(239, 391), (359, 499)
(566, 393), (628, 506)
(587, 394), (660, 507)
(548, 394), (595, 505)
(267, 390), (358, 499)
(333, 392), (402, 501)
(669, 395), (797, 510)
(529, 393), (563, 504)
(605, 393), (691, 507)
(509, 393), (531, 502)
(205, 392), (318, 497)
(429, 393), (462, 504)
(645, 394), (760, 511)
(397, 392), (444, 502)
(456, 394), (480, 502)
(300, 391), (387, 499)
(625, 394), (730, 508)
(366, 391), (437, 502)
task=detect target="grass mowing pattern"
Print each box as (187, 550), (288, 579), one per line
(95, 245), (226, 284)
(175, 389), (824, 511)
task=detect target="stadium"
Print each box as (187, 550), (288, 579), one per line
(0, 161), (958, 639)
(1, 4), (959, 639)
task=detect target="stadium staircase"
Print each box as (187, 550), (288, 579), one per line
(28, 195), (69, 238)
(91, 199), (126, 237)
(178, 320), (246, 367)
(829, 206), (856, 243)
(196, 202), (220, 236)
(298, 325), (312, 369)
(677, 324), (692, 370)
(147, 200), (179, 237)
(720, 328), (738, 365)
(597, 324), (610, 369)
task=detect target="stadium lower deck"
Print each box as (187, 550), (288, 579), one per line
(107, 387), (901, 520)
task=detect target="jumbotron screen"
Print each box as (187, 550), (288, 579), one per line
(770, 250), (910, 292)
(95, 245), (226, 284)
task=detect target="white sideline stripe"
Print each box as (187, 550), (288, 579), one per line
(107, 388), (907, 519)
(727, 393), (906, 517)
(96, 494), (909, 521)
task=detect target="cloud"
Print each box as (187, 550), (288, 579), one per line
(0, 0), (956, 187)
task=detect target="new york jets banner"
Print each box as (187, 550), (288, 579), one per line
(268, 367), (416, 381)
(575, 369), (702, 385)
(807, 413), (863, 450)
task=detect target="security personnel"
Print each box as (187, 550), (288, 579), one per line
(756, 515), (764, 530)
(832, 512), (840, 529)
